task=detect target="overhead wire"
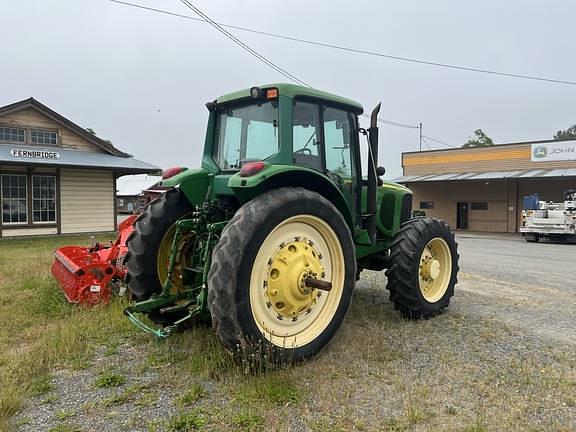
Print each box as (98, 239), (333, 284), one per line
(421, 135), (456, 148)
(110, 0), (459, 147)
(110, 0), (576, 87)
(176, 0), (418, 129)
(421, 137), (432, 150)
(178, 0), (310, 87)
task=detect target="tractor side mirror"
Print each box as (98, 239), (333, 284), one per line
(376, 166), (386, 177)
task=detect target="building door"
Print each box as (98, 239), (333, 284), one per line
(457, 202), (469, 229)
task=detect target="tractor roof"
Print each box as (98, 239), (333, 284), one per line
(216, 83), (364, 113)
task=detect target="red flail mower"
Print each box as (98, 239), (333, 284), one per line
(51, 215), (137, 306)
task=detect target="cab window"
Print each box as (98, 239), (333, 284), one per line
(323, 107), (353, 178)
(292, 101), (322, 171)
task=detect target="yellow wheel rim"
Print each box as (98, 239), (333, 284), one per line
(418, 237), (452, 303)
(156, 222), (195, 294)
(249, 215), (345, 348)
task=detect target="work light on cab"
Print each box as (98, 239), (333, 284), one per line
(239, 161), (266, 177)
(162, 166), (187, 180)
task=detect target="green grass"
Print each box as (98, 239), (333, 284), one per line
(235, 373), (300, 405)
(0, 233), (135, 430)
(178, 383), (206, 406)
(94, 372), (126, 389)
(167, 410), (206, 431)
(232, 411), (264, 431)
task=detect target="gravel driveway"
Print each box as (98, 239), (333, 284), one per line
(10, 232), (576, 432)
(456, 233), (576, 344)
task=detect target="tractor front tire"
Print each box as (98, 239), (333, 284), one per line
(125, 189), (193, 322)
(208, 187), (356, 364)
(385, 218), (458, 319)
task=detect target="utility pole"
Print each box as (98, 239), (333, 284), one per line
(419, 122), (423, 151)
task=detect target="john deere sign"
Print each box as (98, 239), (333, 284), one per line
(531, 141), (576, 162)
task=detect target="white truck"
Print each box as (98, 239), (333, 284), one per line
(520, 190), (576, 242)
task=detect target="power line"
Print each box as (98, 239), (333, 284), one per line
(376, 118), (419, 129)
(422, 135), (456, 148)
(110, 0), (576, 87)
(117, 0), (418, 129)
(178, 0), (310, 87)
(421, 137), (433, 150)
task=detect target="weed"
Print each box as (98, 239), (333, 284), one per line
(236, 373), (299, 405)
(94, 372), (126, 388)
(446, 405), (458, 415)
(178, 383), (206, 406)
(136, 391), (159, 407)
(233, 411), (264, 431)
(27, 374), (53, 397)
(55, 409), (75, 421)
(146, 419), (164, 432)
(406, 404), (430, 424)
(0, 387), (22, 427)
(102, 392), (130, 407)
(167, 410), (206, 431)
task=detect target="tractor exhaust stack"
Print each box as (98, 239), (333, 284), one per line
(367, 103), (381, 243)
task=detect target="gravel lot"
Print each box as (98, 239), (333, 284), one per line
(9, 232), (576, 432)
(456, 233), (576, 345)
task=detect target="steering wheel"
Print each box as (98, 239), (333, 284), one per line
(294, 148), (312, 155)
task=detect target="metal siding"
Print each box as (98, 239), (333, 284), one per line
(403, 144), (576, 175)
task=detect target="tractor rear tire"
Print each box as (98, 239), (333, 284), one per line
(385, 218), (458, 319)
(208, 187), (356, 364)
(125, 189), (193, 323)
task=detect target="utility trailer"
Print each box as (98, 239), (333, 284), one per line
(520, 190), (576, 242)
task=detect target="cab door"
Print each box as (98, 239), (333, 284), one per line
(322, 106), (359, 224)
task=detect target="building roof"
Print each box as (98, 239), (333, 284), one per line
(0, 97), (160, 175)
(394, 168), (576, 183)
(0, 98), (130, 157)
(0, 144), (159, 175)
(215, 83), (364, 112)
(116, 174), (162, 196)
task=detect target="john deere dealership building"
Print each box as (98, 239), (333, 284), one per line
(396, 140), (576, 233)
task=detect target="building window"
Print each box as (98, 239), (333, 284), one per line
(31, 129), (58, 146)
(420, 201), (435, 209)
(1, 174), (28, 224)
(0, 126), (25, 143)
(471, 202), (488, 211)
(32, 176), (56, 223)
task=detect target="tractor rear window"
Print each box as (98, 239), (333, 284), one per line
(214, 101), (279, 170)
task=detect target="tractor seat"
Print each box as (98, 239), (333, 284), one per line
(293, 153), (322, 171)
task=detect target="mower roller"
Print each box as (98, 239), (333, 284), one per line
(51, 215), (137, 305)
(109, 83), (457, 364)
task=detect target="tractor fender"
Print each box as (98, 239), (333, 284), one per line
(159, 168), (211, 206)
(227, 165), (354, 228)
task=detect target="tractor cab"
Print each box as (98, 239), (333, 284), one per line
(196, 84), (393, 238)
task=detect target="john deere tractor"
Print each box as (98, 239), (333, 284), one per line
(124, 84), (459, 363)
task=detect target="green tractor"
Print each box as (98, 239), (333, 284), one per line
(124, 84), (459, 363)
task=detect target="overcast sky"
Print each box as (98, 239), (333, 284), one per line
(2, 0), (575, 179)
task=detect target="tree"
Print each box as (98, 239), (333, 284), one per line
(553, 124), (576, 141)
(462, 129), (494, 148)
